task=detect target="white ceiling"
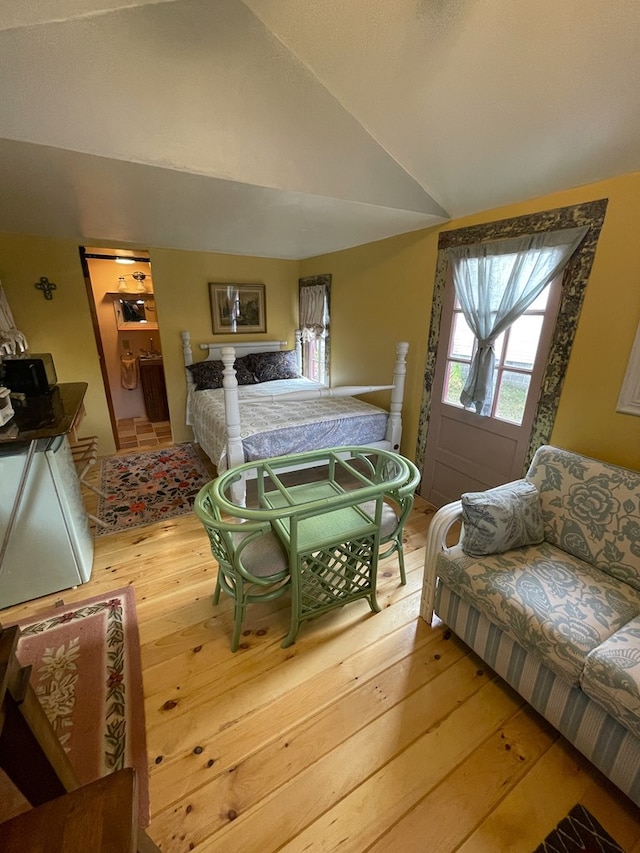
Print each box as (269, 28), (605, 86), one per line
(0, 0), (639, 259)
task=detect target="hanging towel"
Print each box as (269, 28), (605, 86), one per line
(121, 354), (139, 390)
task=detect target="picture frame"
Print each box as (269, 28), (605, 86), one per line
(209, 283), (266, 334)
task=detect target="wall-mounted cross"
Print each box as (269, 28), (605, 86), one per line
(34, 276), (57, 300)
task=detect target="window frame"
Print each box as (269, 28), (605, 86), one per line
(443, 290), (551, 424)
(298, 274), (331, 384)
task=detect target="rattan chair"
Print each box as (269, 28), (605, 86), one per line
(194, 488), (290, 652)
(357, 457), (420, 585)
(199, 446), (421, 650)
(358, 492), (415, 585)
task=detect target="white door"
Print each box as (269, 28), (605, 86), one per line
(420, 271), (563, 506)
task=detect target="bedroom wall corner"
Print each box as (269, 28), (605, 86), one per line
(299, 226), (441, 463)
(435, 172), (640, 471)
(148, 247), (300, 445)
(301, 170), (640, 474)
(0, 232), (115, 453)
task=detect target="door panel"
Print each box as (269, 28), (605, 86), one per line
(422, 406), (521, 506)
(420, 269), (563, 506)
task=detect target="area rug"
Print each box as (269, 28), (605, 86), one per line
(4, 586), (149, 826)
(534, 804), (625, 852)
(96, 442), (211, 535)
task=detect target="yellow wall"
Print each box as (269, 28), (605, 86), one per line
(300, 228), (440, 463)
(300, 172), (640, 471)
(0, 234), (115, 452)
(1, 170), (639, 471)
(0, 238), (298, 450)
(147, 248), (299, 444)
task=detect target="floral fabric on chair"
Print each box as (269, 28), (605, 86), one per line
(582, 616), (640, 740)
(526, 445), (640, 592)
(437, 541), (640, 685)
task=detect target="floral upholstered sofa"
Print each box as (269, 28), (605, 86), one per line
(420, 445), (640, 806)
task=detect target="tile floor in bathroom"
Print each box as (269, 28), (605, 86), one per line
(116, 417), (173, 450)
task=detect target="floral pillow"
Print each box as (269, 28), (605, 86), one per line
(461, 479), (544, 558)
(248, 350), (300, 383)
(187, 356), (257, 390)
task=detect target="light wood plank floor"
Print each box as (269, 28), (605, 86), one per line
(2, 448), (640, 852)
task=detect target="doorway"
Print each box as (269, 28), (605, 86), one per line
(415, 199), (608, 507)
(421, 268), (563, 505)
(79, 247), (172, 451)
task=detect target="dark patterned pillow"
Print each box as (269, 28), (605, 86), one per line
(187, 359), (224, 390)
(234, 355), (259, 385)
(249, 350), (300, 383)
(187, 356), (258, 390)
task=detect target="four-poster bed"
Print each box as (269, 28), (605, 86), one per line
(181, 330), (408, 500)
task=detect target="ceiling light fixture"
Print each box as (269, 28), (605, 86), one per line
(118, 271), (152, 293)
(115, 257), (135, 265)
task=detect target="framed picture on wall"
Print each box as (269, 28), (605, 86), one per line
(209, 283), (266, 334)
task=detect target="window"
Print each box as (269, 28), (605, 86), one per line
(299, 274), (331, 384)
(303, 335), (326, 383)
(443, 287), (551, 424)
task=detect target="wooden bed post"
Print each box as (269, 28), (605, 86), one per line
(182, 331), (197, 431)
(295, 329), (303, 375)
(181, 330), (193, 366)
(221, 346), (246, 506)
(386, 341), (408, 451)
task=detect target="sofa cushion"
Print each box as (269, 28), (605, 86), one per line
(437, 539), (640, 684)
(461, 479), (544, 557)
(582, 617), (640, 740)
(526, 445), (640, 591)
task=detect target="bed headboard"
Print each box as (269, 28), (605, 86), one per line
(181, 330), (289, 368)
(200, 339), (287, 362)
(181, 330), (303, 400)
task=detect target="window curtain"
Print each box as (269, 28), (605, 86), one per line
(299, 283), (328, 342)
(450, 226), (588, 413)
(0, 283), (28, 355)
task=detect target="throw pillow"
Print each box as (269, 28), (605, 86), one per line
(187, 356), (257, 390)
(233, 355), (259, 385)
(186, 359), (224, 390)
(461, 479), (544, 558)
(248, 350), (300, 383)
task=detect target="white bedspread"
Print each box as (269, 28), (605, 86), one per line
(188, 377), (389, 471)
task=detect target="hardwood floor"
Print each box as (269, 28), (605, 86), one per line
(2, 450), (640, 852)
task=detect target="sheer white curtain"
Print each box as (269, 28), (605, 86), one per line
(299, 284), (328, 341)
(450, 226), (588, 413)
(0, 283), (27, 355)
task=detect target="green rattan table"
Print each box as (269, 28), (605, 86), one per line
(208, 446), (420, 647)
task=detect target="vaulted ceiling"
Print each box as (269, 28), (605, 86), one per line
(0, 1), (639, 259)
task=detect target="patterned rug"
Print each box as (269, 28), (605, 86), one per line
(534, 804), (625, 852)
(2, 587), (149, 825)
(96, 443), (211, 535)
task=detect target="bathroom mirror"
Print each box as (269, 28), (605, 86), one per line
(113, 296), (158, 330)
